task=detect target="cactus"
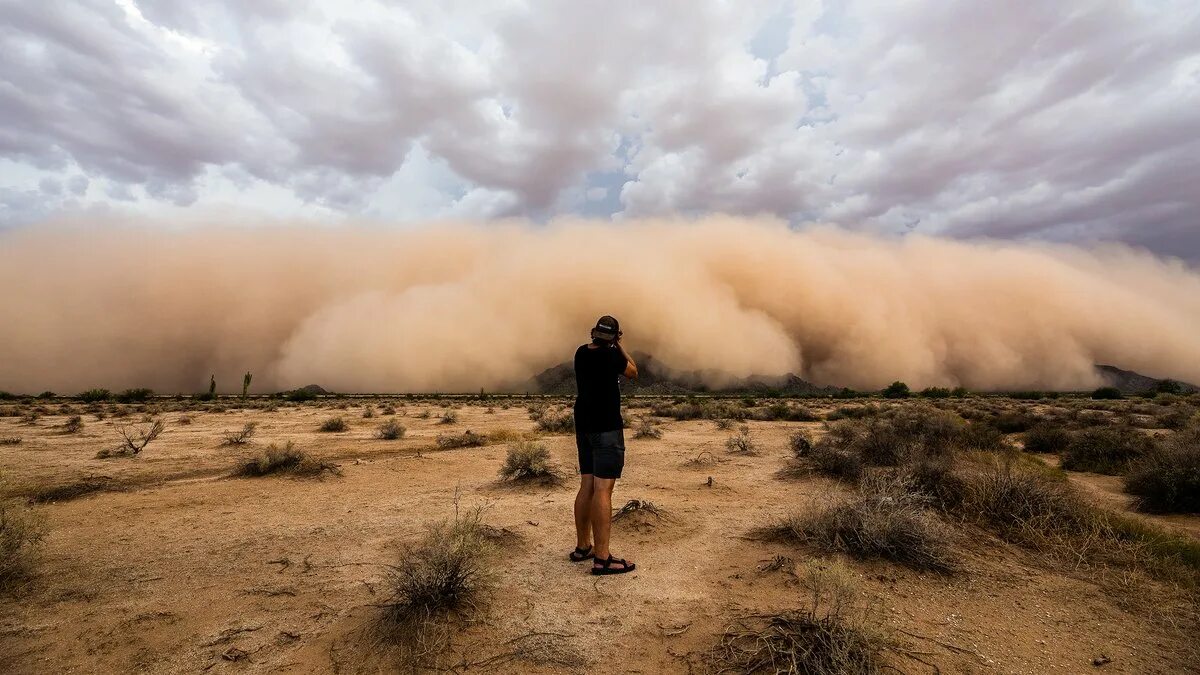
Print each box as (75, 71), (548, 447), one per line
(209, 374), (216, 397)
(242, 372), (253, 398)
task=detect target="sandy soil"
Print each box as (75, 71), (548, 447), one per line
(1, 401), (1198, 674)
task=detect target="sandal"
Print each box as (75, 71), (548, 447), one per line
(592, 555), (636, 576)
(569, 545), (594, 562)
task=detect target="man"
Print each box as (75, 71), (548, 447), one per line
(569, 315), (638, 576)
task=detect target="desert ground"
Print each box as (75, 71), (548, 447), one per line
(1, 394), (1198, 674)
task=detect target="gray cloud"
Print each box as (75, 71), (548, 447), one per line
(1, 0), (1197, 258)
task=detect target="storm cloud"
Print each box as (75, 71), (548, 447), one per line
(2, 1), (1199, 259)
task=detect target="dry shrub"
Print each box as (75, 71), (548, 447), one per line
(612, 498), (663, 524)
(381, 404), (397, 416)
(711, 561), (886, 675)
(376, 419), (406, 440)
(725, 427), (758, 455)
(1, 499), (45, 589)
(498, 441), (561, 484)
(221, 422), (257, 445)
(764, 476), (957, 573)
(1023, 424), (1071, 454)
(62, 415), (84, 434)
(989, 409), (1038, 433)
(0, 437), (21, 446)
(438, 410), (458, 425)
(317, 416), (348, 432)
(1125, 428), (1200, 514)
(377, 506), (493, 663)
(957, 421), (1007, 452)
(236, 441), (339, 477)
(714, 418), (736, 430)
(754, 402), (820, 422)
(633, 419), (662, 439)
(436, 430), (486, 449)
(789, 431), (813, 458)
(176, 414), (192, 425)
(1061, 427), (1156, 475)
(786, 444), (864, 483)
(97, 419), (165, 458)
(535, 410), (574, 433)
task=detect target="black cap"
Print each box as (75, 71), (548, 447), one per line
(591, 315), (620, 342)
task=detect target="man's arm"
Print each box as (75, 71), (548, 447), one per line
(615, 339), (638, 380)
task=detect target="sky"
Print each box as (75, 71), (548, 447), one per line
(2, 0), (1199, 260)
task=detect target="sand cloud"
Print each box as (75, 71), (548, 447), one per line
(1, 217), (1198, 394)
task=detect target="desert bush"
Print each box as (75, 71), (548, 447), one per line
(177, 414), (192, 425)
(724, 427), (757, 455)
(901, 456), (968, 511)
(1061, 427), (1156, 474)
(376, 420), (406, 440)
(0, 437), (20, 446)
(416, 409), (431, 419)
(957, 421), (1007, 452)
(35, 391), (55, 399)
(97, 419), (165, 458)
(632, 419), (662, 439)
(363, 406), (375, 419)
(806, 445), (865, 482)
(1125, 429), (1200, 513)
(919, 387), (952, 399)
(1022, 424), (1071, 454)
(436, 430), (486, 449)
(19, 411), (39, 425)
(438, 410), (458, 425)
(535, 410), (574, 433)
(221, 422), (257, 445)
(714, 418), (736, 430)
(61, 415), (84, 434)
(755, 402), (820, 422)
(78, 388), (111, 402)
(1157, 405), (1196, 430)
(763, 476), (956, 573)
(236, 441), (338, 477)
(115, 388), (154, 403)
(284, 388), (317, 402)
(377, 506), (492, 659)
(318, 416), (349, 433)
(0, 392), (14, 401)
(1, 499), (46, 589)
(789, 430), (813, 458)
(498, 441), (561, 483)
(1092, 386), (1124, 400)
(989, 409), (1038, 433)
(711, 561), (886, 675)
(881, 381), (910, 399)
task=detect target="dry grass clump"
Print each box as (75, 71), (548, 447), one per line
(535, 410), (574, 433)
(436, 430), (487, 449)
(1023, 424), (1071, 454)
(711, 561), (886, 674)
(221, 422), (257, 445)
(0, 437), (21, 446)
(381, 404), (397, 416)
(376, 419), (406, 440)
(498, 441), (561, 484)
(632, 418), (662, 439)
(61, 415), (84, 434)
(1, 498), (45, 590)
(753, 402), (820, 422)
(789, 430), (813, 458)
(377, 506), (493, 663)
(612, 499), (664, 523)
(725, 427), (758, 455)
(318, 416), (349, 432)
(1125, 428), (1200, 514)
(438, 410), (458, 425)
(362, 406), (375, 419)
(97, 419), (165, 458)
(763, 476), (957, 573)
(236, 441), (340, 477)
(1060, 427), (1156, 474)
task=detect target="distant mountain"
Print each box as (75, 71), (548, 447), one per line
(1094, 364), (1198, 394)
(523, 351), (840, 396)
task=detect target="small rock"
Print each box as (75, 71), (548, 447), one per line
(1093, 655), (1112, 667)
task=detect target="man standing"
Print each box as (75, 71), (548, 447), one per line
(569, 315), (638, 576)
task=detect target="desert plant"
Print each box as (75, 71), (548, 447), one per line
(242, 372), (252, 398)
(416, 409), (431, 419)
(28, 479), (114, 503)
(377, 505), (493, 659)
(632, 419), (662, 439)
(381, 404), (397, 416)
(1061, 427), (1156, 474)
(78, 388), (111, 403)
(805, 445), (865, 482)
(1, 499), (46, 589)
(98, 419), (166, 458)
(221, 422), (257, 445)
(318, 416), (349, 432)
(711, 561), (886, 675)
(881, 381), (910, 399)
(284, 388), (317, 402)
(498, 441), (561, 483)
(1091, 386), (1123, 400)
(36, 391), (55, 400)
(724, 427), (757, 455)
(535, 410), (574, 433)
(438, 410), (458, 425)
(957, 421), (1007, 451)
(115, 388), (153, 403)
(62, 415), (84, 434)
(376, 419), (406, 440)
(1125, 429), (1200, 513)
(789, 430), (813, 458)
(363, 406), (375, 419)
(919, 387), (952, 399)
(0, 437), (20, 446)
(209, 375), (217, 398)
(436, 430), (486, 449)
(755, 402), (820, 422)
(236, 441), (339, 477)
(177, 415), (192, 425)
(763, 476), (956, 573)
(1022, 424), (1070, 454)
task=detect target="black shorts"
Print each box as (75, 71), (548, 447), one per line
(576, 428), (626, 479)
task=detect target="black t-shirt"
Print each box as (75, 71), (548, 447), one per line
(573, 344), (626, 432)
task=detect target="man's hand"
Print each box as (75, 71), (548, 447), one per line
(615, 338), (638, 380)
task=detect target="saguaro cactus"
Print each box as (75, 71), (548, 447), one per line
(242, 372), (253, 398)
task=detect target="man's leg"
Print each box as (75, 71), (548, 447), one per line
(574, 474), (594, 550)
(590, 477), (616, 561)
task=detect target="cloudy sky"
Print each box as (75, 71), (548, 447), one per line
(2, 0), (1199, 260)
